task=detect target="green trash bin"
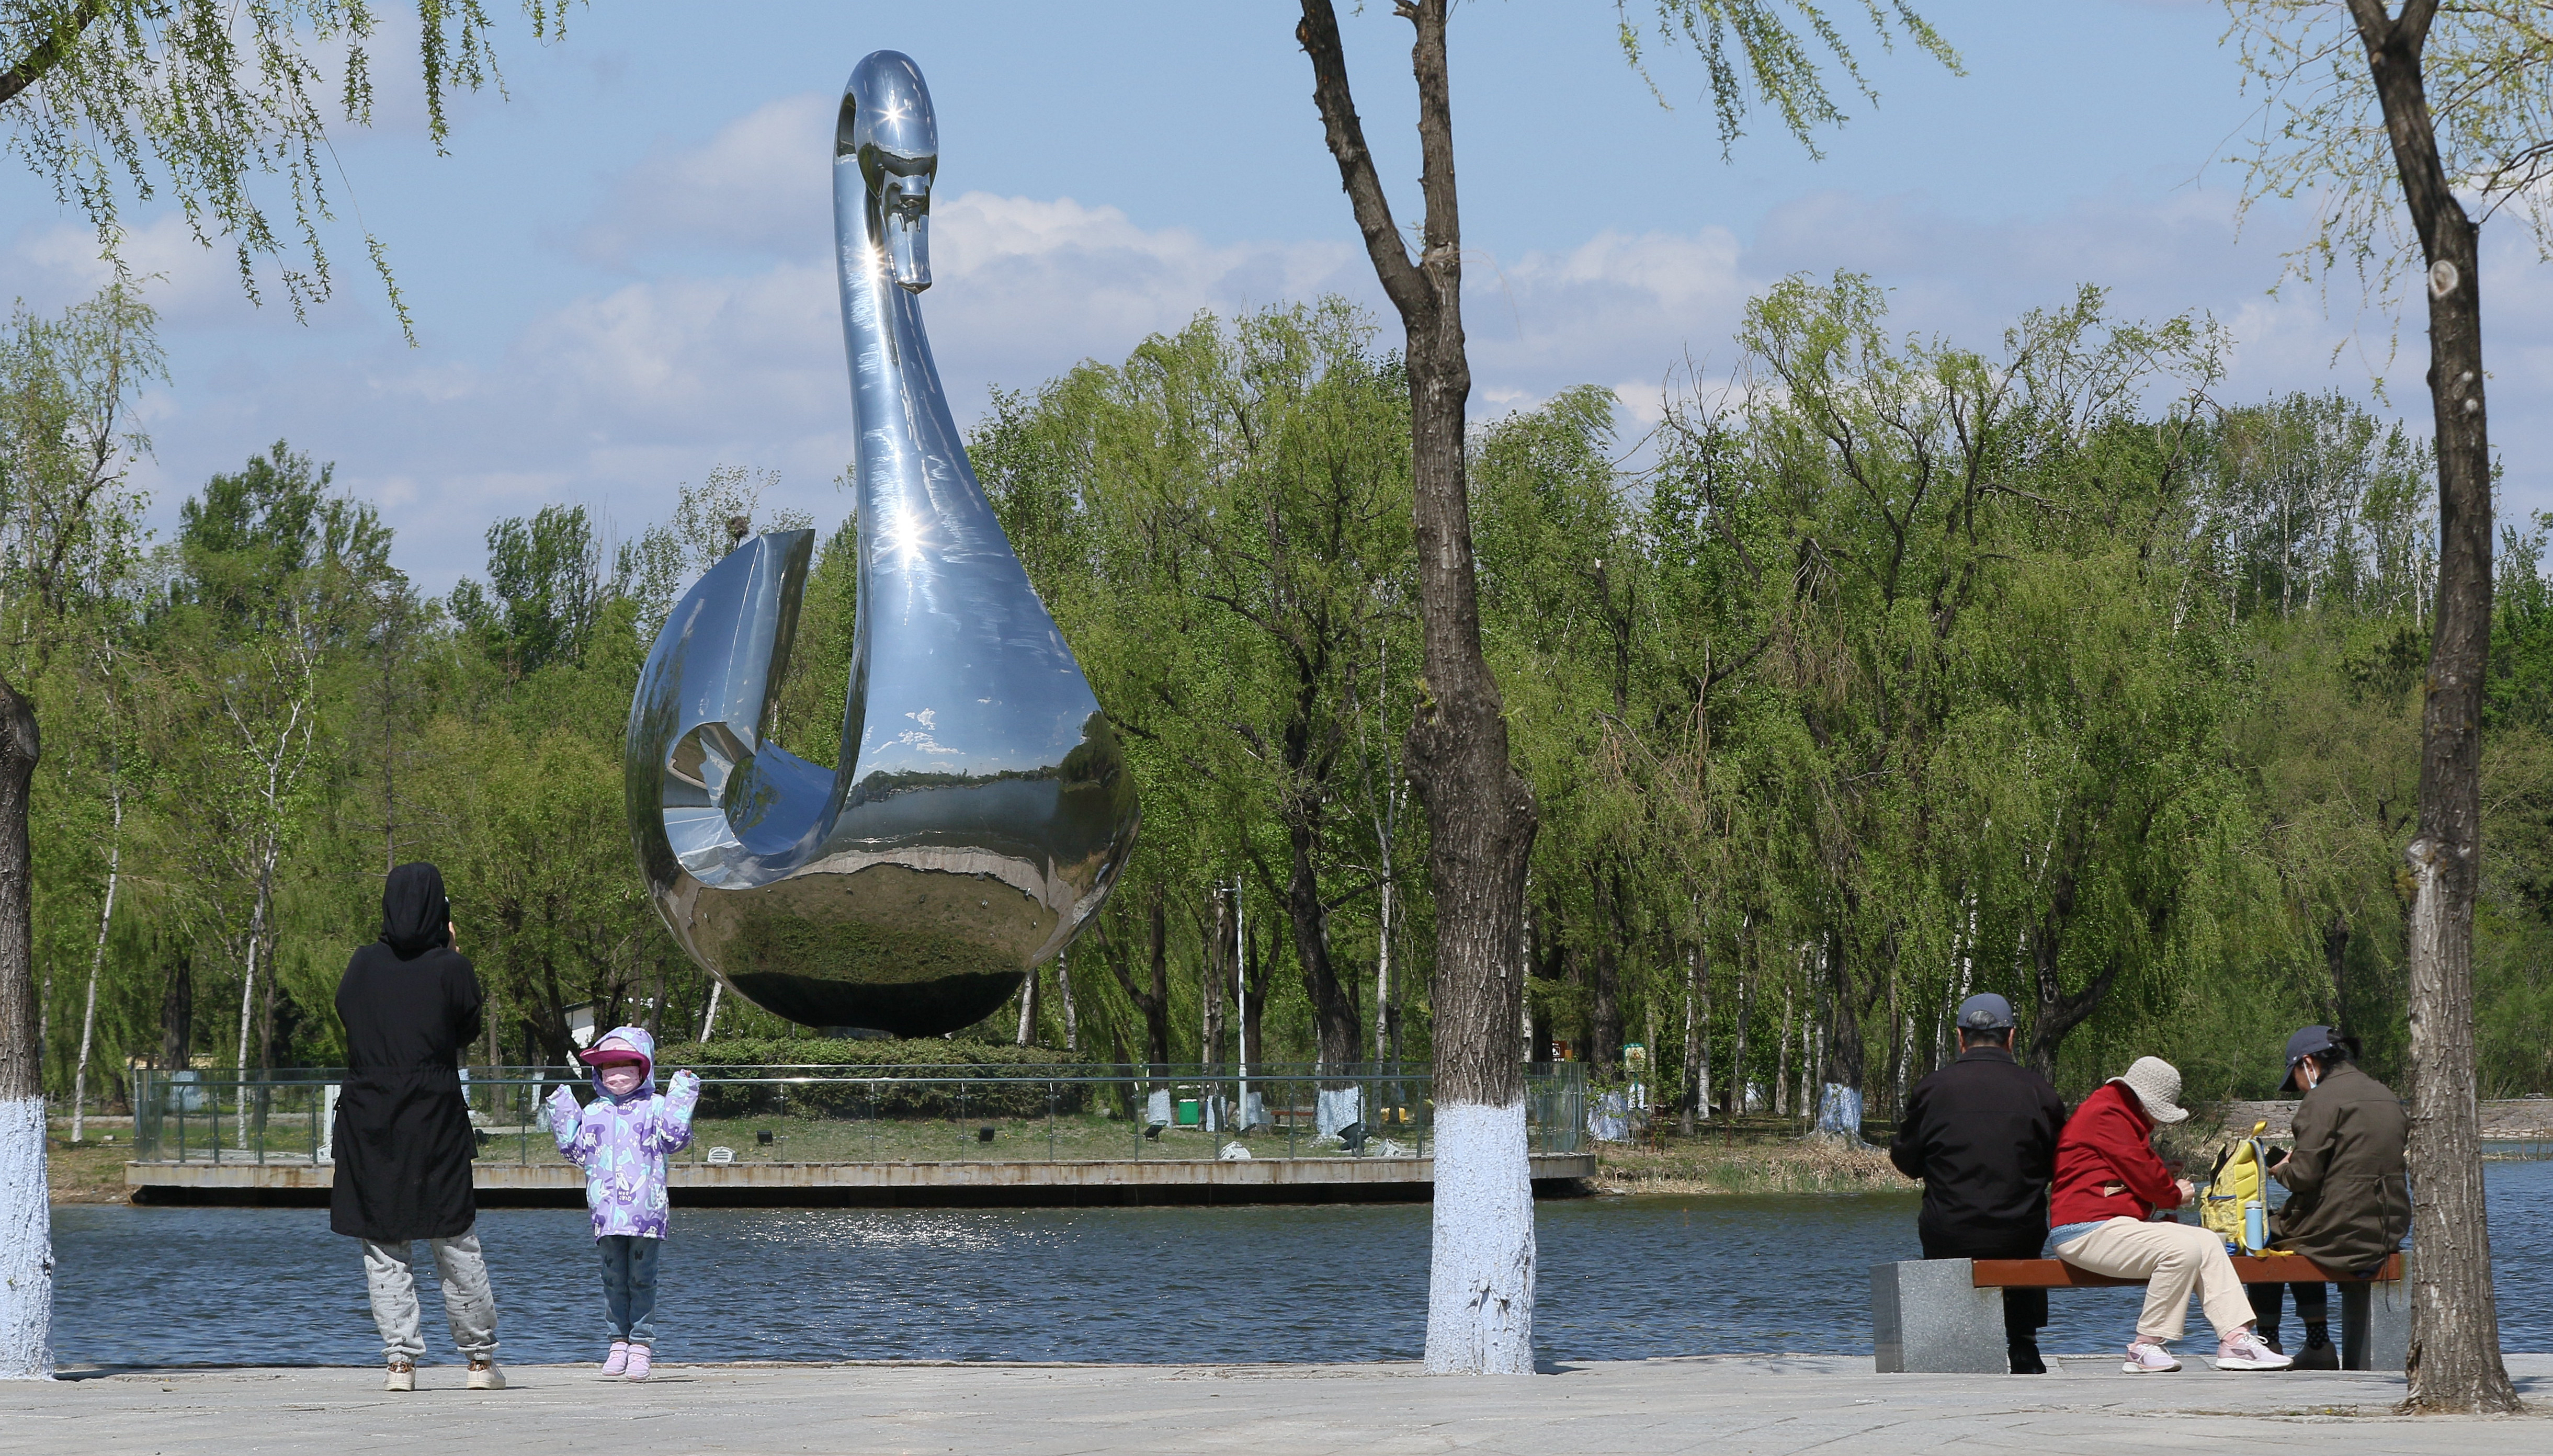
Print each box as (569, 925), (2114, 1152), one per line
(1175, 1098), (1202, 1127)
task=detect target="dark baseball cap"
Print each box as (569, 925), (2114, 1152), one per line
(1955, 993), (2015, 1032)
(2280, 1025), (2341, 1093)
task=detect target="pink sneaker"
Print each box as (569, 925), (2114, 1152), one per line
(2215, 1328), (2295, 1371)
(623, 1345), (652, 1382)
(600, 1341), (630, 1377)
(2123, 1340), (2181, 1373)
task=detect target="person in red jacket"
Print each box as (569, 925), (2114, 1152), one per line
(2047, 1056), (2291, 1372)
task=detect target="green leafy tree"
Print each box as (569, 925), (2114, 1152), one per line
(3, 1), (577, 325)
(2223, 0), (2548, 1409)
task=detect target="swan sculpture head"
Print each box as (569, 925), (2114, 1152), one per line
(841, 51), (935, 292)
(625, 51), (1138, 1038)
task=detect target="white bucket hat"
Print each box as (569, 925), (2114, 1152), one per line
(2108, 1056), (2189, 1124)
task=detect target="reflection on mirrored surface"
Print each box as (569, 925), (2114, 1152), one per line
(623, 51), (1138, 1037)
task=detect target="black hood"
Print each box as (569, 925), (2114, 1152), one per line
(380, 862), (452, 959)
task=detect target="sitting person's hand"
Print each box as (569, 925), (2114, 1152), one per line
(2174, 1176), (2197, 1202)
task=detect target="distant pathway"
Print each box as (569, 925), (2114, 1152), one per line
(7, 1354), (2548, 1455)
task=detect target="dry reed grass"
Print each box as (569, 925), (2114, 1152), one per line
(1593, 1136), (1914, 1197)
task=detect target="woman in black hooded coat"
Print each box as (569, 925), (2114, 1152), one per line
(331, 862), (505, 1390)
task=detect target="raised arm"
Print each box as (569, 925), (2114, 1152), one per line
(648, 1071), (702, 1155)
(546, 1084), (600, 1166)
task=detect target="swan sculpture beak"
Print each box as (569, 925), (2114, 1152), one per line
(625, 51), (1138, 1039)
(879, 164), (931, 293)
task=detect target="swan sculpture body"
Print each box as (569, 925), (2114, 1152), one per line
(623, 51), (1137, 1037)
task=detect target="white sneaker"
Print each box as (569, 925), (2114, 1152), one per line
(383, 1361), (415, 1392)
(2214, 1329), (2294, 1371)
(2123, 1341), (2181, 1373)
(466, 1360), (507, 1391)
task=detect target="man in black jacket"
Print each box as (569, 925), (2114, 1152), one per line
(1890, 993), (2068, 1374)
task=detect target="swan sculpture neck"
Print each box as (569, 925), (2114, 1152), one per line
(621, 51), (1137, 1038)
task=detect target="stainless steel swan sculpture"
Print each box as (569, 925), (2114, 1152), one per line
(623, 51), (1138, 1037)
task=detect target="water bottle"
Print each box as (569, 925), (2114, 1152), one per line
(2243, 1199), (2267, 1252)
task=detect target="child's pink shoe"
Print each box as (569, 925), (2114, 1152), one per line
(600, 1341), (630, 1377)
(623, 1345), (652, 1382)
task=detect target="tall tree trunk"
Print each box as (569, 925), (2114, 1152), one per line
(1590, 867), (1624, 1083)
(160, 947), (192, 1073)
(2344, 0), (2520, 1413)
(1058, 950), (1079, 1055)
(1287, 825), (1361, 1076)
(1815, 925), (1864, 1137)
(1205, 892), (1232, 1066)
(71, 770), (120, 1144)
(1299, 0), (1539, 1374)
(1774, 975), (1794, 1117)
(1527, 903), (1560, 1064)
(1374, 874), (1394, 1066)
(1680, 943), (1701, 1134)
(1145, 897), (1171, 1069)
(1099, 896), (1174, 1071)
(0, 677), (50, 1378)
(1014, 962), (1040, 1048)
(1724, 922), (1753, 1118)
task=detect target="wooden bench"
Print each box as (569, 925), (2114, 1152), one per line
(1874, 1251), (2409, 1374)
(1969, 1253), (2402, 1288)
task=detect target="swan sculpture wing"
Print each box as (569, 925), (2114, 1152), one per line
(624, 51), (1138, 1038)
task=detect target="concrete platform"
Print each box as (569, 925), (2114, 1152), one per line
(8, 1354), (2547, 1456)
(124, 1153), (1601, 1207)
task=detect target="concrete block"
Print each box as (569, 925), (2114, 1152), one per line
(1871, 1259), (2005, 1374)
(2341, 1268), (2409, 1372)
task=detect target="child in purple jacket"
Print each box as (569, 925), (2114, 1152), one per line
(546, 1025), (700, 1381)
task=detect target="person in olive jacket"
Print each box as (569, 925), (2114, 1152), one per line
(331, 862), (505, 1392)
(1889, 993), (2068, 1374)
(2248, 1026), (2410, 1369)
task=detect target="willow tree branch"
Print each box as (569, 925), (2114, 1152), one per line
(0, 0), (111, 107)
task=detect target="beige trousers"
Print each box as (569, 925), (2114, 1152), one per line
(2053, 1218), (2253, 1343)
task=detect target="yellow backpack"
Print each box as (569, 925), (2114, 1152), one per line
(2200, 1121), (2273, 1252)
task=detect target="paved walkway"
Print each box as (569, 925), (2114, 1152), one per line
(8, 1354), (2548, 1455)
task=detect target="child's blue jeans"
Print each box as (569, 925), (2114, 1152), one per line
(598, 1234), (661, 1345)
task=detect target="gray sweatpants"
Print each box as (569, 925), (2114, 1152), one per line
(360, 1230), (500, 1363)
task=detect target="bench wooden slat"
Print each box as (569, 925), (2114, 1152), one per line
(1971, 1252), (2401, 1289)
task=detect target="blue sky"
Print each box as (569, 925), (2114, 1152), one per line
(8, 0), (2544, 592)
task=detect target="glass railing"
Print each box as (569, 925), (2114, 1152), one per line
(128, 1061), (1588, 1167)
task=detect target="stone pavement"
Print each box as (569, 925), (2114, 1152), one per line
(7, 1354), (2549, 1456)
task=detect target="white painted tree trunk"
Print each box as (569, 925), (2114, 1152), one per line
(1424, 1099), (1534, 1374)
(698, 980), (723, 1042)
(0, 1095), (50, 1379)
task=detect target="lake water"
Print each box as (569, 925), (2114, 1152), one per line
(52, 1158), (2553, 1368)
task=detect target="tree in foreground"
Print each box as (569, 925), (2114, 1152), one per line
(1, 1), (574, 1382)
(2226, 0), (2550, 1413)
(1290, 0), (1951, 1373)
(0, 286), (158, 1379)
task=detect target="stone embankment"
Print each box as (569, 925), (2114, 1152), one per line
(2217, 1098), (2553, 1141)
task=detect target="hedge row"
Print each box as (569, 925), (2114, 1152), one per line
(653, 1038), (1103, 1120)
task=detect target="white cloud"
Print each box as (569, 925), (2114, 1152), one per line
(27, 131), (2553, 596)
(579, 94), (835, 265)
